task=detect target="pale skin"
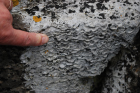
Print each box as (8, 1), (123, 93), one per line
(0, 0), (49, 46)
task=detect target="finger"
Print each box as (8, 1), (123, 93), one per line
(9, 29), (49, 46)
(7, 0), (13, 11)
(0, 3), (13, 23)
(0, 0), (13, 11)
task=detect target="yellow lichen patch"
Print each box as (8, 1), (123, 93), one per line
(46, 87), (48, 89)
(45, 50), (49, 54)
(33, 16), (42, 22)
(12, 0), (19, 7)
(50, 74), (53, 77)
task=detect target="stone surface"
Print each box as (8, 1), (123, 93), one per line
(101, 31), (140, 93)
(11, 0), (140, 92)
(102, 48), (136, 93)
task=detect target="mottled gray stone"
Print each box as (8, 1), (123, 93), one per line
(12, 0), (140, 92)
(102, 48), (138, 93)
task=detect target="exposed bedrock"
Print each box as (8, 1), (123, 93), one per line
(98, 30), (140, 93)
(11, 0), (140, 92)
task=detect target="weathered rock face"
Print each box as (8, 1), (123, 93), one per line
(11, 0), (140, 92)
(101, 30), (140, 93)
(102, 48), (136, 93)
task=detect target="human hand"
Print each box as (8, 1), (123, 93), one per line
(0, 0), (49, 46)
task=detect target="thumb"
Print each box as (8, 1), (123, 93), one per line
(9, 29), (49, 46)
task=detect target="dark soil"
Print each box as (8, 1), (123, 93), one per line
(0, 46), (34, 93)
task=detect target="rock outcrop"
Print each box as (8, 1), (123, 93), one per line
(10, 0), (140, 92)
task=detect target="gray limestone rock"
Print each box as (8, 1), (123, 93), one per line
(11, 0), (140, 92)
(101, 46), (140, 93)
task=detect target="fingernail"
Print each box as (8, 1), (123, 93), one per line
(36, 34), (42, 44)
(42, 36), (49, 44)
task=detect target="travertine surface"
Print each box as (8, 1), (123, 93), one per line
(11, 0), (140, 92)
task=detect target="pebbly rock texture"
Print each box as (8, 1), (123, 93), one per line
(11, 0), (140, 93)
